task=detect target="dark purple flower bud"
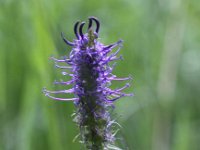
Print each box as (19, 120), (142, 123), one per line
(43, 17), (133, 149)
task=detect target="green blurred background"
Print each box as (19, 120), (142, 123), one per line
(1, 0), (200, 149)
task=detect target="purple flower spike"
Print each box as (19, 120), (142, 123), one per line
(43, 17), (133, 149)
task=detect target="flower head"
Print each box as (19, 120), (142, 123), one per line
(43, 17), (133, 149)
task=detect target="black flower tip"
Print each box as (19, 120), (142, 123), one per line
(61, 32), (75, 46)
(74, 21), (80, 39)
(79, 22), (85, 39)
(88, 16), (100, 33)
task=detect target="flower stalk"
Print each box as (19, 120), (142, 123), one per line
(43, 17), (133, 150)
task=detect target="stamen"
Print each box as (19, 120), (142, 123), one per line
(99, 55), (123, 65)
(115, 83), (130, 92)
(44, 93), (78, 101)
(54, 80), (74, 85)
(50, 56), (70, 62)
(55, 62), (72, 69)
(61, 71), (73, 76)
(43, 88), (74, 94)
(106, 95), (123, 102)
(103, 40), (123, 51)
(106, 62), (117, 73)
(106, 93), (133, 102)
(109, 46), (122, 58)
(110, 55), (123, 61)
(104, 88), (132, 97)
(108, 76), (132, 81)
(106, 144), (123, 150)
(107, 120), (122, 128)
